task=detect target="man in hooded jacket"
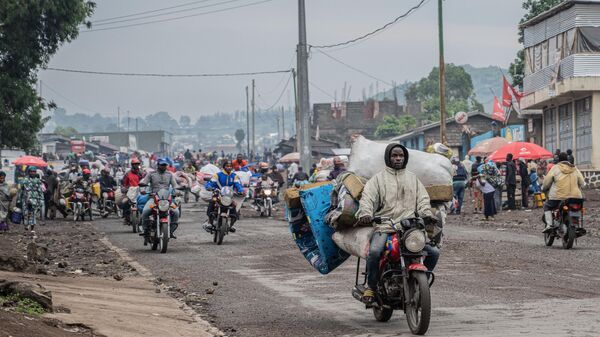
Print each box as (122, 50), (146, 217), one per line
(356, 143), (439, 303)
(542, 152), (585, 233)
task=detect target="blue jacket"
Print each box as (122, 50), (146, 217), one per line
(206, 171), (244, 194)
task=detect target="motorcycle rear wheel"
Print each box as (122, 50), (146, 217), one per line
(562, 223), (575, 249)
(544, 231), (555, 246)
(373, 305), (393, 322)
(131, 212), (138, 233)
(405, 272), (431, 335)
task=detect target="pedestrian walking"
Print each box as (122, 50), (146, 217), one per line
(451, 158), (468, 214)
(471, 156), (484, 213)
(505, 153), (517, 210)
(474, 176), (496, 221)
(518, 158), (530, 208)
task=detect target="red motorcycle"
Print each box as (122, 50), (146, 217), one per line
(352, 217), (434, 335)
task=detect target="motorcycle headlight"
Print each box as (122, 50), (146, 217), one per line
(403, 229), (426, 253)
(221, 196), (233, 206)
(158, 200), (170, 212)
(264, 189), (272, 196)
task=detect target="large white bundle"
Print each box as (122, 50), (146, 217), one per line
(348, 136), (452, 188)
(199, 164), (220, 175)
(332, 227), (374, 259)
(235, 171), (253, 186)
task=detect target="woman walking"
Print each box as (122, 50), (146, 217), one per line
(474, 176), (496, 221)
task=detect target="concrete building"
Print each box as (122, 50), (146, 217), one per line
(520, 0), (600, 169)
(78, 130), (172, 156)
(312, 99), (404, 146)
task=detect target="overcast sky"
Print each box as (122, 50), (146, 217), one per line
(39, 0), (526, 120)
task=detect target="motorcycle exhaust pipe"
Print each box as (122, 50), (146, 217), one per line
(352, 285), (365, 302)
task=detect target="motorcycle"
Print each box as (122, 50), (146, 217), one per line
(144, 188), (181, 253)
(123, 186), (140, 233)
(207, 186), (243, 245)
(254, 184), (277, 217)
(352, 217), (433, 336)
(70, 186), (93, 221)
(544, 198), (587, 249)
(99, 188), (120, 218)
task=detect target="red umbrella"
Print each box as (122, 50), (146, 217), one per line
(468, 137), (510, 156)
(488, 142), (553, 162)
(13, 155), (48, 167)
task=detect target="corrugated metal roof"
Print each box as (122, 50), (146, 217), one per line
(520, 0), (600, 28)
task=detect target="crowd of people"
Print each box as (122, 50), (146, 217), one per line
(449, 148), (584, 226)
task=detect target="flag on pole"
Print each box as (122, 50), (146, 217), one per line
(502, 77), (513, 107)
(492, 96), (506, 122)
(504, 76), (524, 103)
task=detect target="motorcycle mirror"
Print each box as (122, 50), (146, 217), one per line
(203, 176), (211, 182)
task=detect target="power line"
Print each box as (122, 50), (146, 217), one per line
(308, 81), (335, 100)
(258, 72), (293, 111)
(309, 0), (429, 49)
(312, 49), (393, 87)
(41, 81), (104, 115)
(91, 0), (246, 27)
(91, 0), (217, 23)
(43, 67), (292, 78)
(81, 0), (274, 33)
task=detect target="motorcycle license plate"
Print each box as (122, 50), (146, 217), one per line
(76, 193), (84, 198)
(569, 211), (581, 217)
(159, 218), (169, 223)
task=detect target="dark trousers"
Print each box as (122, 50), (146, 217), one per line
(521, 184), (529, 208)
(207, 201), (238, 225)
(506, 184), (516, 210)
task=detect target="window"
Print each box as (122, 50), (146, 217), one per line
(558, 103), (572, 151)
(544, 107), (557, 154)
(575, 97), (592, 165)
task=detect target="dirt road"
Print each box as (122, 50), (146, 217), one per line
(90, 200), (600, 337)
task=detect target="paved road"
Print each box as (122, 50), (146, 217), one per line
(92, 203), (600, 337)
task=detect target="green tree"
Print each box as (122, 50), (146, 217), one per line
(509, 0), (564, 88)
(54, 126), (78, 138)
(0, 1), (94, 153)
(235, 129), (246, 151)
(405, 64), (482, 123)
(375, 115), (416, 139)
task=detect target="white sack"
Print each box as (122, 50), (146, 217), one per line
(200, 164), (220, 175)
(235, 171), (253, 186)
(332, 227), (374, 259)
(348, 136), (452, 187)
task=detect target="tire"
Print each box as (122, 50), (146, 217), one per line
(217, 218), (227, 245)
(73, 206), (78, 222)
(405, 272), (431, 335)
(544, 232), (555, 246)
(562, 223), (575, 249)
(267, 206), (272, 217)
(373, 305), (393, 322)
(88, 207), (93, 221)
(184, 190), (190, 204)
(213, 217), (219, 243)
(160, 222), (169, 253)
(131, 212), (138, 233)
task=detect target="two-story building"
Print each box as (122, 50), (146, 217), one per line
(520, 0), (600, 170)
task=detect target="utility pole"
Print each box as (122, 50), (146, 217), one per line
(251, 79), (256, 161)
(438, 0), (447, 144)
(281, 106), (286, 139)
(127, 110), (130, 131)
(277, 115), (281, 140)
(246, 86), (250, 157)
(292, 69), (300, 153)
(297, 0), (311, 170)
(117, 106), (120, 131)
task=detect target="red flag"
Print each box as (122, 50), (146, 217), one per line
(505, 76), (524, 103)
(492, 96), (506, 122)
(502, 77), (513, 107)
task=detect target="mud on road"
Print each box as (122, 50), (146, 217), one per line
(91, 196), (600, 337)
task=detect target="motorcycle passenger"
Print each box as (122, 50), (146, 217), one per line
(327, 156), (347, 181)
(68, 163), (80, 183)
(356, 144), (440, 303)
(140, 158), (180, 239)
(120, 158), (143, 223)
(19, 167), (44, 230)
(204, 161), (244, 233)
(541, 152), (585, 233)
(291, 166), (310, 186)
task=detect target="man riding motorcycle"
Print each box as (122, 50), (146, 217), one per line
(542, 152), (585, 233)
(140, 158), (180, 239)
(98, 168), (117, 209)
(203, 161), (244, 233)
(120, 158), (143, 224)
(356, 143), (440, 303)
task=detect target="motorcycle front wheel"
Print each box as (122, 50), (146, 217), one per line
(160, 222), (169, 253)
(544, 231), (555, 246)
(217, 218), (227, 245)
(131, 211), (138, 233)
(405, 272), (431, 335)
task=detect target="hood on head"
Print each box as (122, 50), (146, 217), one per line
(506, 153), (513, 161)
(384, 143), (409, 170)
(558, 161), (576, 174)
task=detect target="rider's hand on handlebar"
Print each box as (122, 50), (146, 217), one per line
(355, 215), (373, 227)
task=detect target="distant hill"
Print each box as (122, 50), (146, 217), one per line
(377, 65), (509, 113)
